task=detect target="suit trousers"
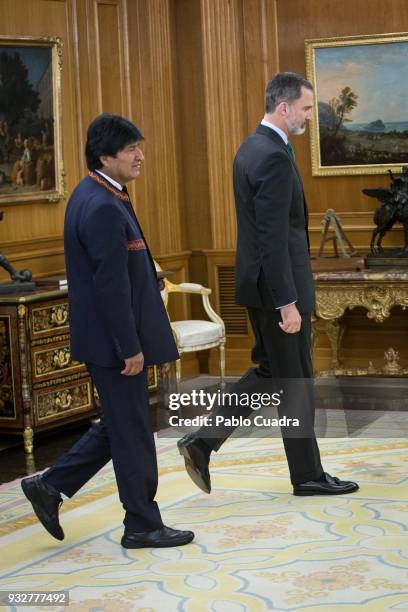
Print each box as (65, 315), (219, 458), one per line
(198, 308), (324, 484)
(42, 365), (163, 532)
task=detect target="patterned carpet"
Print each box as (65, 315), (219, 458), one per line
(0, 436), (408, 611)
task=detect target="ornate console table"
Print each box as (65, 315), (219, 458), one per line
(313, 269), (408, 376)
(0, 288), (100, 454)
(0, 288), (159, 454)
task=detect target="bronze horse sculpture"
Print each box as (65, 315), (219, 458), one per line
(362, 168), (408, 255)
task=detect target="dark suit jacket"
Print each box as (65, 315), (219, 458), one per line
(233, 124), (315, 313)
(64, 172), (179, 367)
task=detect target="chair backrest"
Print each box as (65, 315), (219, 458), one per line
(153, 259), (169, 307)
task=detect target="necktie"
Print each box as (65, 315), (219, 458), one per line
(286, 141), (295, 161)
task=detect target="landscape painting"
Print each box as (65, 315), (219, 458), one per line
(0, 36), (64, 203)
(305, 33), (408, 176)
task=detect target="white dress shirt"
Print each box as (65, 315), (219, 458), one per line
(260, 119), (288, 144)
(95, 169), (123, 191)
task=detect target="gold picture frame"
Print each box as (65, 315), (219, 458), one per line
(0, 35), (65, 203)
(305, 32), (408, 176)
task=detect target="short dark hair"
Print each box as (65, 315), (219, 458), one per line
(85, 113), (144, 171)
(265, 72), (313, 113)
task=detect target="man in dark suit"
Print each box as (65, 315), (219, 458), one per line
(178, 72), (358, 497)
(21, 114), (194, 549)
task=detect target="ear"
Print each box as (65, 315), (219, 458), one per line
(99, 154), (110, 168)
(276, 101), (289, 116)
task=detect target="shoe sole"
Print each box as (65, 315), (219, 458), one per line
(21, 479), (64, 541)
(293, 486), (359, 496)
(178, 444), (211, 494)
(121, 535), (194, 549)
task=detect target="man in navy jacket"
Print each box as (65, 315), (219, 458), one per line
(22, 114), (194, 549)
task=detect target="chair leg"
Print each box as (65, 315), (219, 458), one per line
(219, 341), (226, 388)
(175, 358), (181, 392)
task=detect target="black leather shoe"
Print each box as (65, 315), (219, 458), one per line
(177, 434), (211, 494)
(121, 525), (194, 548)
(21, 475), (64, 540)
(293, 472), (359, 496)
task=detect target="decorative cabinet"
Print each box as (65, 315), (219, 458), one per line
(0, 288), (100, 453)
(0, 287), (164, 455)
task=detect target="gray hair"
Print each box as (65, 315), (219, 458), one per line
(265, 72), (313, 113)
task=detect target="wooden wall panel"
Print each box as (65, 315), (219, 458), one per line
(125, 0), (183, 256)
(0, 0), (81, 281)
(174, 0), (408, 375)
(2, 0), (408, 378)
(241, 0), (279, 133)
(200, 0), (246, 249)
(174, 0), (280, 253)
(276, 0), (408, 251)
(172, 0), (212, 251)
(94, 0), (126, 115)
(0, 0), (185, 288)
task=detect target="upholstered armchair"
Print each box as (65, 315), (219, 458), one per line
(154, 261), (226, 389)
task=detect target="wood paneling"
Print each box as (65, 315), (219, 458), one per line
(0, 0), (184, 287)
(273, 0), (408, 372)
(173, 0), (280, 253)
(179, 0), (408, 374)
(94, 0), (126, 115)
(200, 0), (244, 249)
(0, 0), (80, 281)
(172, 0), (212, 251)
(276, 0), (408, 251)
(242, 0), (279, 132)
(126, 0), (183, 256)
(2, 0), (408, 376)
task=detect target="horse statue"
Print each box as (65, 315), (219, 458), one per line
(362, 167), (408, 255)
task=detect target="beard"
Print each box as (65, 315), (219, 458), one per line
(290, 125), (306, 135)
(285, 114), (307, 136)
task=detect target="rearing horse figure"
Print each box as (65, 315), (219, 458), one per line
(362, 168), (408, 255)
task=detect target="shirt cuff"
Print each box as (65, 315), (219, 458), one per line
(276, 301), (296, 310)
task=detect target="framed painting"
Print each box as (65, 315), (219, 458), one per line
(0, 35), (65, 203)
(305, 32), (408, 176)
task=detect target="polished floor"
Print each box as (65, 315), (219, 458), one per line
(0, 375), (407, 484)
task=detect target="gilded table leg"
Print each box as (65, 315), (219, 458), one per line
(25, 449), (36, 475)
(23, 425), (34, 454)
(325, 318), (345, 370)
(175, 358), (181, 392)
(311, 314), (322, 375)
(311, 314), (321, 355)
(18, 304), (34, 455)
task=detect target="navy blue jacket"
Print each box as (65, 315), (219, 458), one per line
(64, 172), (179, 367)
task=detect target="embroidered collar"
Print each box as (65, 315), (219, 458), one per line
(89, 171), (130, 202)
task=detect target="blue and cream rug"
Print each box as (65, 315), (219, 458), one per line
(0, 436), (408, 611)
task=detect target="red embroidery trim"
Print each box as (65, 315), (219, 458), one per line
(128, 239), (146, 251)
(89, 171), (130, 202)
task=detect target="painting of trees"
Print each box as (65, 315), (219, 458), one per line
(0, 37), (64, 202)
(306, 33), (408, 175)
(328, 86), (358, 137)
(0, 51), (40, 127)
